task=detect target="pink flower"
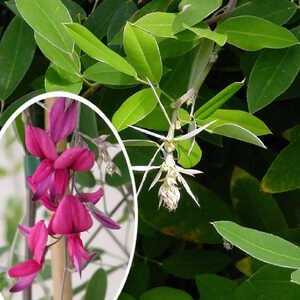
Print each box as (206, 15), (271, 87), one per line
(54, 147), (95, 172)
(81, 188), (104, 205)
(48, 195), (93, 235)
(67, 234), (95, 276)
(8, 260), (42, 292)
(49, 98), (78, 144)
(26, 125), (57, 160)
(8, 220), (48, 292)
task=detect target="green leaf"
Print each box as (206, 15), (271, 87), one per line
(291, 269), (300, 285)
(212, 221), (300, 269)
(14, 114), (26, 149)
(85, 0), (124, 39)
(196, 274), (236, 300)
(35, 33), (80, 74)
(0, 16), (35, 101)
(0, 90), (43, 126)
(118, 293), (136, 300)
(107, 0), (137, 42)
(184, 23), (227, 46)
(135, 12), (176, 38)
(159, 38), (199, 59)
(139, 176), (235, 244)
(75, 171), (96, 188)
(231, 167), (288, 234)
(61, 0), (86, 21)
(84, 62), (138, 86)
(194, 81), (244, 120)
(163, 250), (231, 279)
(45, 64), (83, 94)
(173, 0), (222, 33)
(64, 23), (136, 77)
(16, 0), (73, 53)
(112, 88), (159, 131)
(176, 139), (202, 168)
(247, 46), (300, 113)
(216, 16), (298, 51)
(84, 269), (107, 300)
(124, 22), (162, 84)
(197, 109), (271, 136)
(140, 287), (193, 300)
(229, 0), (297, 25)
(261, 137), (300, 193)
(207, 123), (266, 148)
(245, 265), (300, 300)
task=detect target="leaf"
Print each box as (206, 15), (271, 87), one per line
(107, 0), (137, 42)
(119, 293), (136, 300)
(64, 23), (136, 77)
(208, 123), (266, 148)
(212, 221), (300, 269)
(135, 12), (176, 38)
(163, 250), (231, 279)
(45, 64), (83, 94)
(61, 0), (86, 21)
(0, 90), (43, 126)
(138, 175), (235, 244)
(112, 88), (159, 131)
(173, 0), (222, 33)
(261, 137), (300, 193)
(197, 109), (271, 136)
(84, 0), (124, 39)
(84, 62), (139, 86)
(35, 32), (80, 74)
(176, 139), (202, 168)
(140, 287), (193, 300)
(231, 167), (288, 234)
(195, 274), (236, 300)
(0, 16), (35, 101)
(16, 0), (73, 53)
(291, 269), (300, 285)
(124, 22), (162, 84)
(84, 269), (107, 300)
(245, 265), (300, 300)
(229, 0), (297, 26)
(75, 171), (96, 188)
(184, 23), (227, 46)
(216, 16), (298, 51)
(247, 46), (300, 113)
(194, 82), (244, 120)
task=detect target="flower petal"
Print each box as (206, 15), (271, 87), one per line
(54, 168), (70, 197)
(54, 147), (95, 172)
(25, 125), (57, 160)
(67, 234), (94, 276)
(49, 195), (93, 235)
(28, 220), (48, 264)
(39, 196), (57, 211)
(10, 272), (38, 293)
(8, 260), (41, 278)
(89, 205), (120, 230)
(31, 160), (54, 183)
(49, 98), (78, 144)
(18, 224), (31, 238)
(81, 188), (104, 205)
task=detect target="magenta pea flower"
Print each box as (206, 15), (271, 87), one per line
(48, 98), (78, 144)
(8, 220), (48, 292)
(67, 234), (96, 276)
(48, 195), (93, 235)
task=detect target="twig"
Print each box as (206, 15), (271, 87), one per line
(60, 237), (68, 300)
(81, 83), (102, 99)
(104, 228), (130, 258)
(205, 0), (238, 25)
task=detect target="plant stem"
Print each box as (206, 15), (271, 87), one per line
(205, 0), (238, 25)
(81, 83), (102, 99)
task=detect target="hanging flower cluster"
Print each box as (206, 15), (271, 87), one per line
(8, 98), (120, 293)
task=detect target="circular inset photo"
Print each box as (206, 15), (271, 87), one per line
(0, 92), (137, 300)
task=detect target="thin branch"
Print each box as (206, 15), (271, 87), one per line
(104, 228), (130, 258)
(205, 0), (238, 25)
(60, 237), (68, 300)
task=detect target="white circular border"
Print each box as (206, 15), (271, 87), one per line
(0, 91), (138, 300)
